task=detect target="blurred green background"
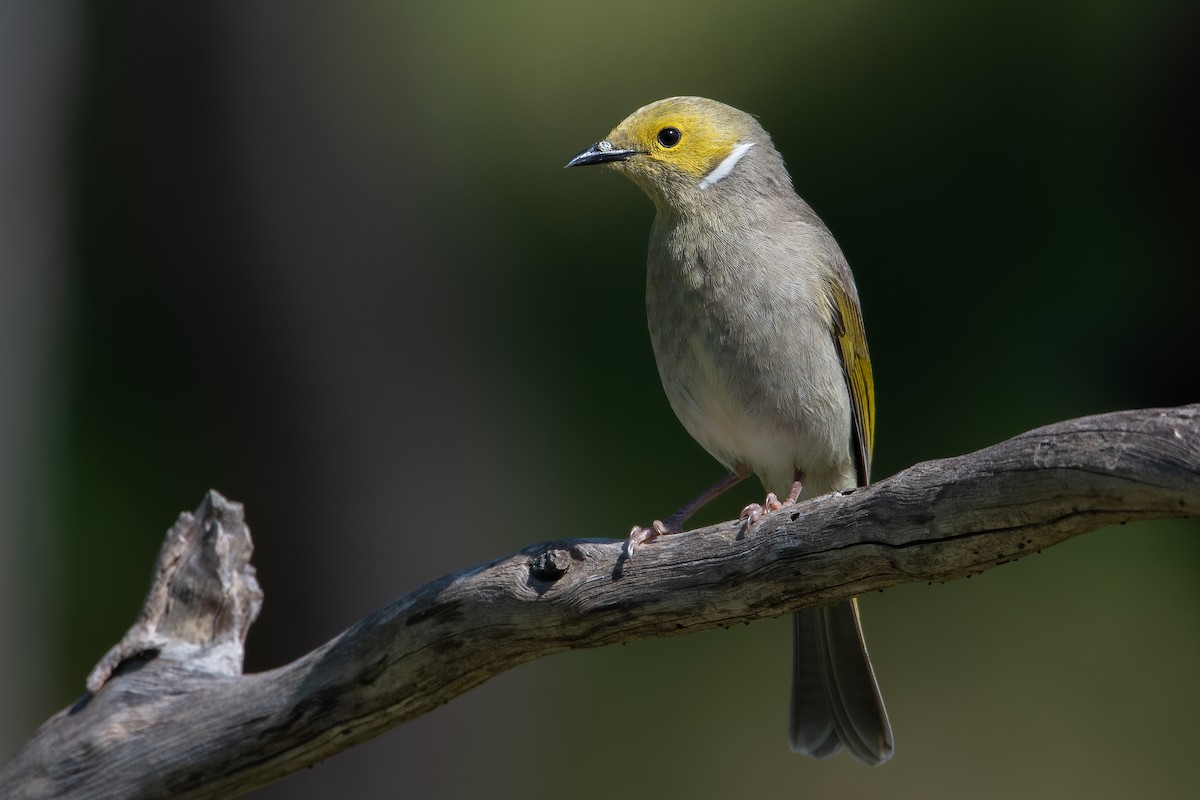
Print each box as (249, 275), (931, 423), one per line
(2, 1), (1197, 798)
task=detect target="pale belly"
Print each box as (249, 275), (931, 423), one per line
(648, 290), (857, 499)
(644, 209), (862, 498)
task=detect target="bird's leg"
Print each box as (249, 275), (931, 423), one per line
(740, 470), (805, 526)
(626, 469), (748, 557)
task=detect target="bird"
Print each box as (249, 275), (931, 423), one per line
(565, 96), (893, 765)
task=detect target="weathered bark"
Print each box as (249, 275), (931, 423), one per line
(3, 405), (1197, 800)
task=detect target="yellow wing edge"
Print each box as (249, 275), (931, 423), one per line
(828, 279), (875, 486)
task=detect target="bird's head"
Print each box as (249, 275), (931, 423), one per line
(566, 96), (779, 211)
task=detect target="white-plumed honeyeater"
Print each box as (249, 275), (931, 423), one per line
(566, 96), (893, 766)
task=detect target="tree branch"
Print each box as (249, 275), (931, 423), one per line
(3, 405), (1197, 799)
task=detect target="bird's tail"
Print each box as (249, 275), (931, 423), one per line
(788, 599), (894, 766)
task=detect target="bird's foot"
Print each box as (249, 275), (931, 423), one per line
(739, 493), (788, 526)
(623, 470), (753, 558)
(739, 475), (805, 526)
(625, 520), (673, 558)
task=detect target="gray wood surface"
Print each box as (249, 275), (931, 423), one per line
(3, 405), (1196, 800)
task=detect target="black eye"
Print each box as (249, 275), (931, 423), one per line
(657, 127), (682, 148)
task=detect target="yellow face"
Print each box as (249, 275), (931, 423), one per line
(566, 97), (761, 207)
(604, 97), (754, 183)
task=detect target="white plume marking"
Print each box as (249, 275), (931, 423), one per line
(699, 142), (755, 189)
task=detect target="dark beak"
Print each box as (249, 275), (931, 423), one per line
(565, 141), (639, 168)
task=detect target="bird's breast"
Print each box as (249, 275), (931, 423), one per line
(645, 215), (856, 496)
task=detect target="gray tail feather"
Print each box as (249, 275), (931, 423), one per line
(788, 600), (894, 766)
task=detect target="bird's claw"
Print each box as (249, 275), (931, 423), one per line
(625, 519), (670, 558)
(740, 492), (789, 526)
